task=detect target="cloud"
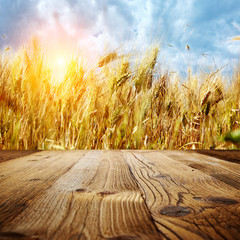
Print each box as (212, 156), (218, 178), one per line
(0, 0), (240, 74)
(0, 0), (41, 45)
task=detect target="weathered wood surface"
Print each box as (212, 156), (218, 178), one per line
(0, 150), (239, 240)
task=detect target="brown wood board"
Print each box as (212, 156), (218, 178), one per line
(0, 150), (239, 240)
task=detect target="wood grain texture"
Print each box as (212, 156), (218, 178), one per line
(163, 151), (240, 190)
(0, 151), (86, 229)
(124, 151), (240, 240)
(0, 151), (163, 240)
(0, 150), (40, 163)
(0, 150), (240, 240)
(195, 150), (240, 164)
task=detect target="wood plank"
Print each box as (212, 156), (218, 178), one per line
(195, 150), (240, 164)
(123, 151), (240, 240)
(0, 150), (40, 163)
(163, 151), (240, 190)
(0, 151), (163, 240)
(0, 151), (87, 228)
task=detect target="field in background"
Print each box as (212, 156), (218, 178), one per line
(0, 38), (240, 150)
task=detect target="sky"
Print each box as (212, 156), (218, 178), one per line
(0, 0), (240, 74)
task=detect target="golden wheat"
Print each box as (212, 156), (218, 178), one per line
(0, 38), (239, 150)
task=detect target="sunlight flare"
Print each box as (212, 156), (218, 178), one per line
(49, 54), (69, 85)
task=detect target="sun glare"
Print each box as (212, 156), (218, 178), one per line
(57, 56), (66, 66)
(50, 55), (69, 85)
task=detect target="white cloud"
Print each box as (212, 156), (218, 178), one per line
(225, 41), (240, 56)
(0, 0), (240, 75)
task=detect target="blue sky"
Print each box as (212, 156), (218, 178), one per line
(0, 0), (240, 73)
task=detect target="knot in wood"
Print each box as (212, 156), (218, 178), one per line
(97, 191), (115, 196)
(160, 206), (191, 217)
(206, 197), (238, 205)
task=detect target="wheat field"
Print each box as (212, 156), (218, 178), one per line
(0, 38), (240, 150)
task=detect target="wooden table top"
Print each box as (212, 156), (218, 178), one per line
(0, 150), (239, 240)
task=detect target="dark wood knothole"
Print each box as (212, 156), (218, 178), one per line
(29, 178), (41, 181)
(205, 197), (238, 205)
(75, 188), (88, 193)
(154, 174), (167, 178)
(160, 206), (191, 217)
(97, 191), (115, 196)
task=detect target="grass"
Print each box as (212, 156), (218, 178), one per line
(0, 37), (240, 150)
